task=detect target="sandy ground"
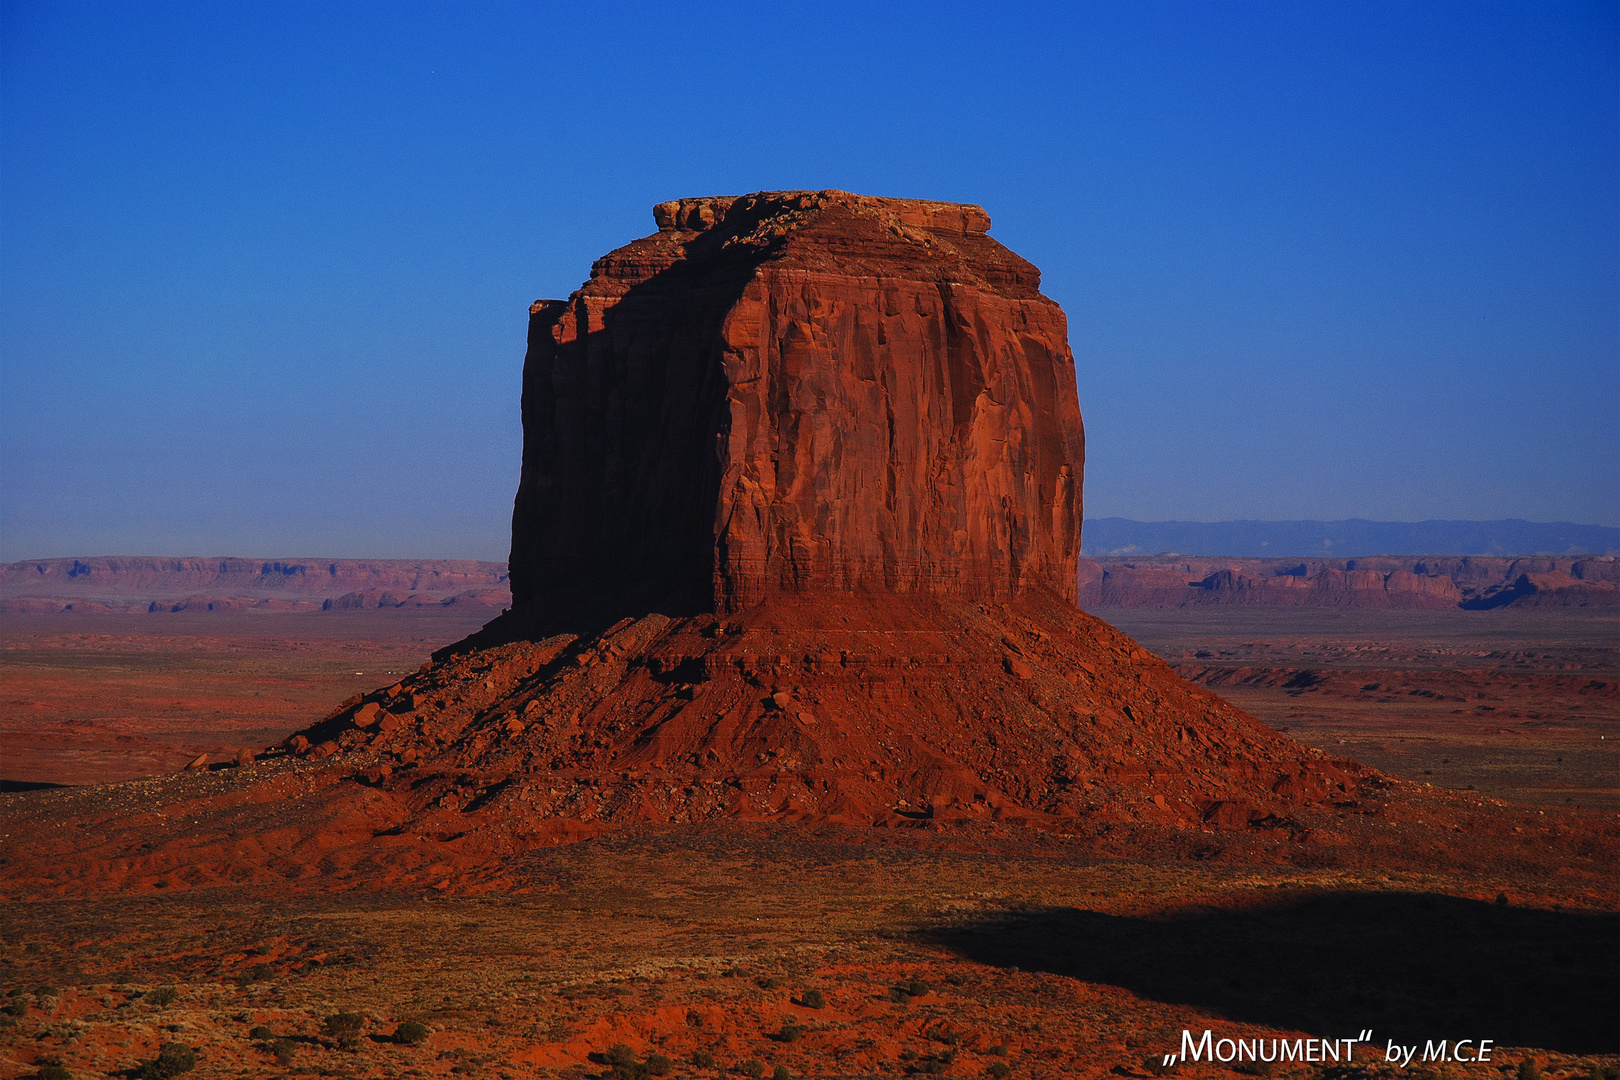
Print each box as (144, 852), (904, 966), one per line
(0, 605), (1615, 1078)
(0, 611), (492, 787)
(1102, 608), (1619, 811)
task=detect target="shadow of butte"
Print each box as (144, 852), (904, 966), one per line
(924, 891), (1617, 1053)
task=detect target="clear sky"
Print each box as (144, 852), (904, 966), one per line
(2, 1), (1615, 561)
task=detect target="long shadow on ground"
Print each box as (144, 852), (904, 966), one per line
(925, 892), (1617, 1053)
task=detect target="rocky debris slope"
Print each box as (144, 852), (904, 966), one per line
(1080, 554), (1620, 609)
(280, 591), (1370, 847)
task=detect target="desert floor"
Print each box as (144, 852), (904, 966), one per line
(1, 605), (1614, 1079)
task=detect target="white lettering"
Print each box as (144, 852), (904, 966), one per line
(1216, 1040), (1237, 1062)
(1281, 1040), (1304, 1062)
(1259, 1041), (1277, 1063)
(1479, 1040), (1494, 1062)
(1182, 1030), (1213, 1062)
(1237, 1039), (1256, 1062)
(1454, 1040), (1474, 1062)
(1424, 1041), (1449, 1062)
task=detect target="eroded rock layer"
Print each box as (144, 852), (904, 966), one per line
(510, 191), (1085, 617)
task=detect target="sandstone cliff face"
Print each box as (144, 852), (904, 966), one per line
(510, 191), (1084, 617)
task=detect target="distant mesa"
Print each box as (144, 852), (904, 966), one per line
(0, 556), (511, 615)
(1080, 554), (1620, 610)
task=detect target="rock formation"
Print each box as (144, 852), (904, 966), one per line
(509, 191), (1084, 618)
(277, 192), (1373, 846)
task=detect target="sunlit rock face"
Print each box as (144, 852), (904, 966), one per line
(509, 190), (1085, 616)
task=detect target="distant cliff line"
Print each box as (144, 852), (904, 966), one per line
(2, 553), (1615, 614)
(1081, 518), (1620, 559)
(0, 556), (510, 615)
(1081, 554), (1618, 610)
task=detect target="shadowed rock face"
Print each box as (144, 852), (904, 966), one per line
(510, 190), (1085, 618)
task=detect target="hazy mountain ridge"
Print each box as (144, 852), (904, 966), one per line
(1081, 518), (1620, 558)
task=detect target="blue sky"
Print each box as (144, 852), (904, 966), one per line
(2, 0), (1615, 560)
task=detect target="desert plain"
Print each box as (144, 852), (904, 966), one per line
(0, 597), (1614, 1080)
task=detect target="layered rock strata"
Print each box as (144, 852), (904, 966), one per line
(510, 191), (1084, 617)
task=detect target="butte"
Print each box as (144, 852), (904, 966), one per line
(283, 190), (1367, 845)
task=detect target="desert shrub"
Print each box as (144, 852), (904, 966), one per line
(599, 1042), (658, 1079)
(38, 1066), (72, 1080)
(800, 989), (825, 1009)
(1147, 1054), (1181, 1076)
(987, 1062), (1011, 1079)
(1232, 1061), (1271, 1077)
(545, 1016), (571, 1041)
(145, 986), (179, 1007)
(34, 984), (57, 1001)
(690, 1049), (716, 1067)
(905, 978), (930, 997)
(270, 1038), (297, 1065)
(238, 963), (273, 986)
(757, 976), (783, 990)
(722, 966), (746, 977)
(137, 1042), (197, 1078)
(1, 997), (26, 1018)
(772, 1067), (793, 1080)
(888, 987), (911, 1004)
(739, 1058), (765, 1078)
(986, 1044), (1008, 1056)
(247, 1025), (274, 1041)
(395, 1020), (430, 1045)
(1518, 1059), (1541, 1080)
(901, 1049), (918, 1061)
(774, 1017), (805, 1043)
(323, 1010), (365, 1046)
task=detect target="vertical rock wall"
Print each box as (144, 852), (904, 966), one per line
(510, 190), (1085, 616)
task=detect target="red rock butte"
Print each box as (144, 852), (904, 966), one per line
(510, 190), (1084, 618)
(228, 191), (1376, 866)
